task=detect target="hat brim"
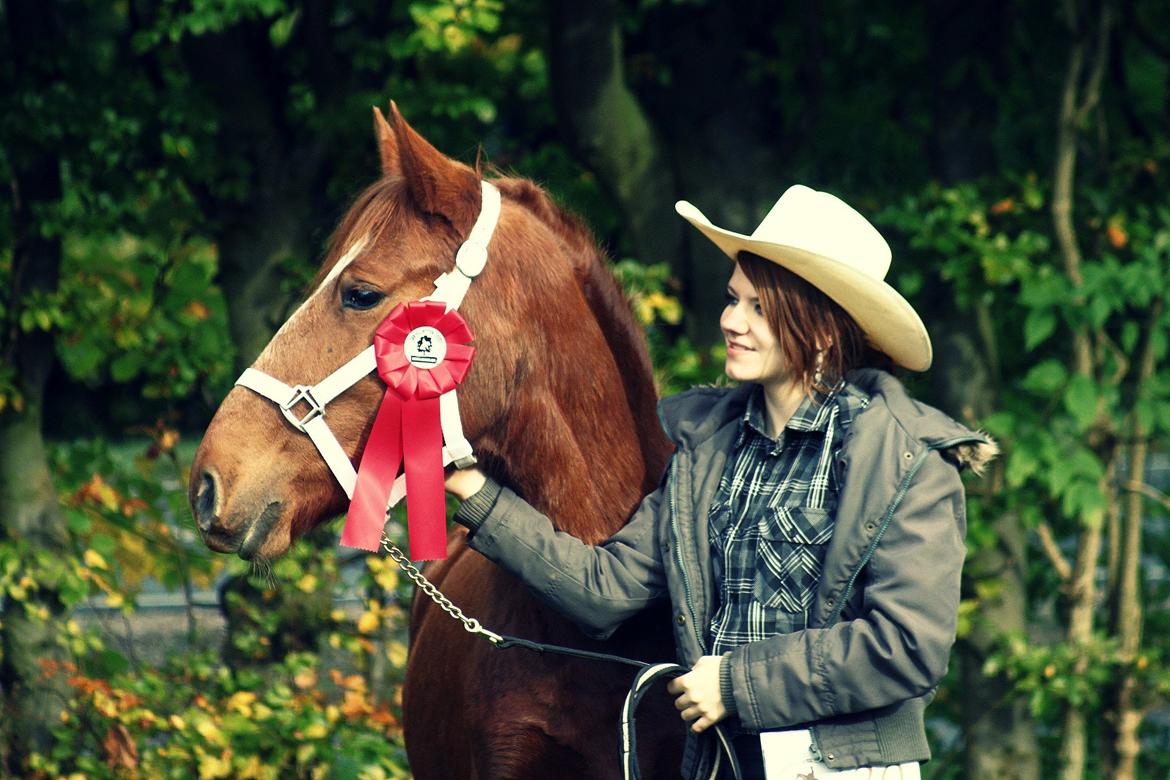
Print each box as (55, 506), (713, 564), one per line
(676, 200), (932, 372)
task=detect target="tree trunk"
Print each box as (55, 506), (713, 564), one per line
(1105, 302), (1160, 780)
(217, 200), (319, 367)
(546, 0), (684, 304)
(0, 158), (70, 773)
(0, 2), (73, 769)
(1051, 4), (1111, 776)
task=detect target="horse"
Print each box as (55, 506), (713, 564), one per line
(189, 102), (684, 778)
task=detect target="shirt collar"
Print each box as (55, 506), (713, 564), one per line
(736, 381), (842, 451)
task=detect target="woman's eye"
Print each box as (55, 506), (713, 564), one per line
(341, 287), (385, 311)
(724, 294), (738, 307)
(753, 303), (763, 316)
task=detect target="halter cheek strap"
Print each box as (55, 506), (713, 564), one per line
(234, 180), (501, 507)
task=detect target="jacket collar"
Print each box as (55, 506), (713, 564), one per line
(659, 369), (996, 469)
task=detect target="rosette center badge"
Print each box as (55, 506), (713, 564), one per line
(404, 326), (446, 368)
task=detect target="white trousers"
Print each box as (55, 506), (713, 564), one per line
(760, 730), (921, 779)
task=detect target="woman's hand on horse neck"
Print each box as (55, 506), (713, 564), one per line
(445, 467), (488, 502)
(667, 655), (729, 733)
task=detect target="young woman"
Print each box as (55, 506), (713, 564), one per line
(444, 185), (996, 779)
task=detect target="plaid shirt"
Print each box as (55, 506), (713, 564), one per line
(708, 381), (870, 656)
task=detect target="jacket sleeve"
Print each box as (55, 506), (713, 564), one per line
(454, 480), (668, 640)
(726, 450), (967, 729)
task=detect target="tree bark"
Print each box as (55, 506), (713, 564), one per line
(0, 155), (69, 775)
(546, 0), (684, 309)
(1051, 4), (1112, 777)
(0, 1), (73, 769)
(1105, 301), (1161, 780)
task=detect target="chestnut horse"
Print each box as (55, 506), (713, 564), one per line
(189, 104), (684, 777)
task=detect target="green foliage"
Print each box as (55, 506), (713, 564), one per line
(32, 647), (410, 779)
(612, 259), (726, 394)
(3, 432), (417, 777)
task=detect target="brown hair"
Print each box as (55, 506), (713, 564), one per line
(736, 252), (893, 395)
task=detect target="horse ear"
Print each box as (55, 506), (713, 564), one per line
(372, 106), (400, 176)
(387, 100), (481, 237)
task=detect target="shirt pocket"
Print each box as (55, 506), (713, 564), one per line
(752, 506), (834, 612)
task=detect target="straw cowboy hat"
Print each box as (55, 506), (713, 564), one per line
(675, 184), (933, 371)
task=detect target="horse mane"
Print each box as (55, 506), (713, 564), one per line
(490, 176), (671, 491)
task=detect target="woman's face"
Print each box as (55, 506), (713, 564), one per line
(720, 263), (788, 387)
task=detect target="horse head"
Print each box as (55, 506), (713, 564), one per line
(190, 103), (668, 561)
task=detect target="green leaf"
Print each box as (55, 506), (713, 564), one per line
(1063, 375), (1097, 430)
(1006, 447), (1039, 488)
(110, 351), (144, 382)
(1024, 308), (1056, 351)
(1021, 360), (1066, 394)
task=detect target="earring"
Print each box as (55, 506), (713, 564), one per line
(813, 351), (824, 386)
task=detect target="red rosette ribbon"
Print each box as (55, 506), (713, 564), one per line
(341, 300), (475, 558)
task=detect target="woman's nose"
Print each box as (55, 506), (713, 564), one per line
(721, 304), (747, 334)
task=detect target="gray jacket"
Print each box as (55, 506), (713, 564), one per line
(456, 369), (996, 775)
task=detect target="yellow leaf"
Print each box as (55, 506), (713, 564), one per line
(169, 714), (186, 730)
(296, 574), (318, 593)
(198, 752), (233, 779)
(387, 641), (408, 668)
(303, 722), (328, 739)
(84, 549), (108, 570)
(374, 567), (399, 592)
(293, 669), (318, 689)
(227, 691), (256, 715)
(105, 593), (125, 609)
(195, 718), (226, 746)
(357, 611), (379, 634)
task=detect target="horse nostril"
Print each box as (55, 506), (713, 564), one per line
(193, 470), (218, 533)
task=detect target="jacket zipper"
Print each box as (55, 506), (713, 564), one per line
(825, 435), (985, 628)
(668, 453), (705, 651)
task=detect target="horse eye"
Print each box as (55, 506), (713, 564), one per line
(341, 286), (385, 311)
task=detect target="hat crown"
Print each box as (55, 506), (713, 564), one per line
(750, 185), (890, 280)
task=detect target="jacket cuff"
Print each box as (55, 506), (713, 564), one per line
(453, 477), (503, 532)
(719, 654), (738, 718)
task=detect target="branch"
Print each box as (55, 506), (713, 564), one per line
(1122, 480), (1170, 512)
(1036, 521), (1074, 582)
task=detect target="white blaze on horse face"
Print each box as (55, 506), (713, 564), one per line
(255, 234), (370, 363)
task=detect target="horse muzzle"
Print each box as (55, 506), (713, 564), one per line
(190, 466), (284, 560)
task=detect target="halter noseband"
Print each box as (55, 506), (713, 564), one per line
(234, 180), (501, 507)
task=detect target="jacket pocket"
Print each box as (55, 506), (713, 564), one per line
(753, 506), (833, 611)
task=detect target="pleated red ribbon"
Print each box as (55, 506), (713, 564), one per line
(341, 300), (475, 558)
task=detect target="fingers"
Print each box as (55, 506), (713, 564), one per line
(691, 716), (715, 734)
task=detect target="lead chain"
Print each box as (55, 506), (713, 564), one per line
(379, 533), (503, 645)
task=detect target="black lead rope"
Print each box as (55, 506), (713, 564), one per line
(491, 634), (744, 780)
(379, 539), (741, 778)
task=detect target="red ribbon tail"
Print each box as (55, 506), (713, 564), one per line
(342, 392), (404, 551)
(402, 397), (448, 560)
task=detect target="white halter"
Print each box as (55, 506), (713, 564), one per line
(234, 180), (502, 510)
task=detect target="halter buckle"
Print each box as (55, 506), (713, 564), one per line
(281, 385), (325, 431)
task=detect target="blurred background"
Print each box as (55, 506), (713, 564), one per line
(2, 0), (1169, 777)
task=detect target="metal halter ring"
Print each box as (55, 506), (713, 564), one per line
(280, 385), (325, 431)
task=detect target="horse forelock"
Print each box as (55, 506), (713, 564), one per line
(313, 177), (409, 291)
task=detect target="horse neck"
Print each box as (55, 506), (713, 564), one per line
(484, 287), (668, 545)
(488, 362), (657, 545)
